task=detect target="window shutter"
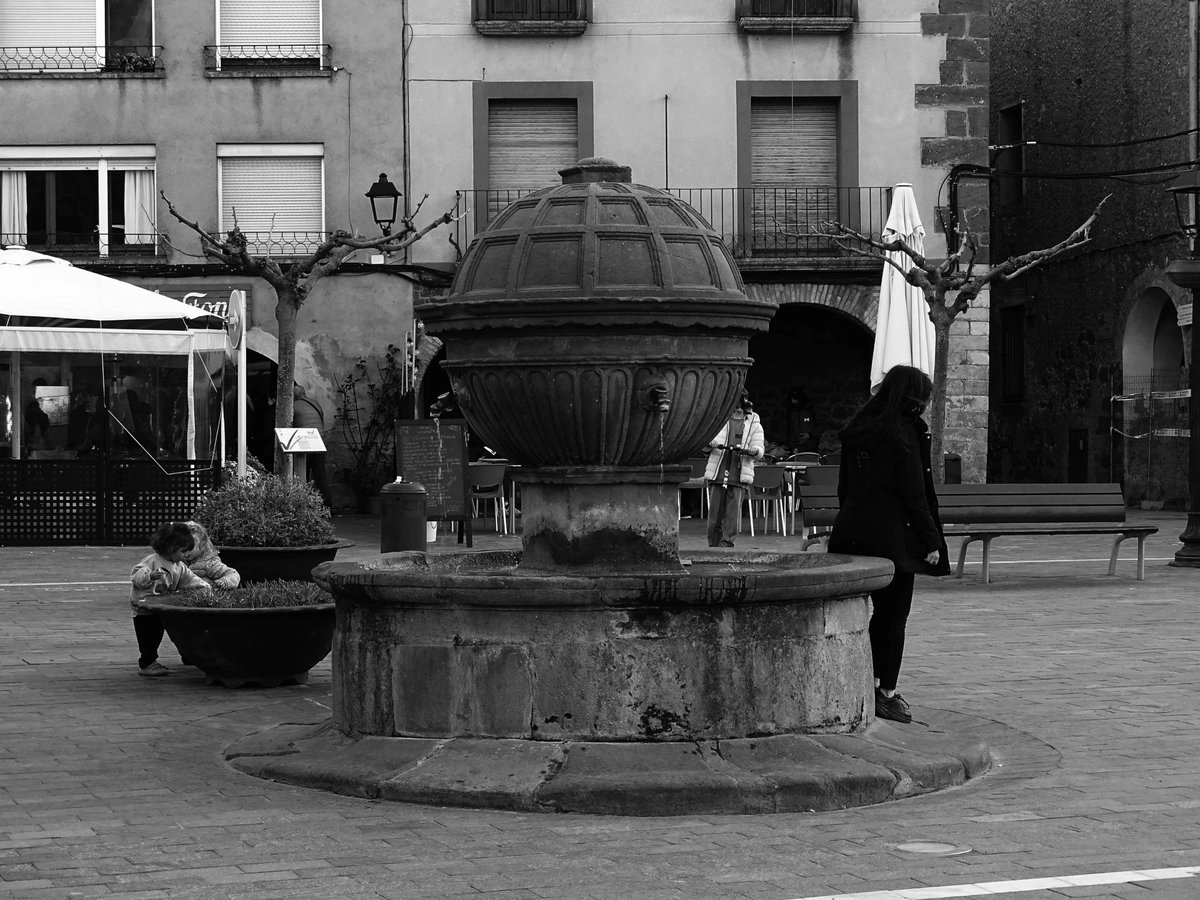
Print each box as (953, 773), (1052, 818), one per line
(749, 98), (839, 252)
(219, 0), (321, 45)
(488, 100), (579, 190)
(220, 157), (323, 253)
(0, 0), (97, 46)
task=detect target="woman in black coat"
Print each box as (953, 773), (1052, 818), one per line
(827, 365), (949, 724)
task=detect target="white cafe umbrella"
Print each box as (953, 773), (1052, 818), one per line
(869, 183), (934, 394)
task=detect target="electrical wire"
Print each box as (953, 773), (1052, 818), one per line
(990, 125), (1200, 152)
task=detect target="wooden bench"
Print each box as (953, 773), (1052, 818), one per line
(797, 481), (1157, 583)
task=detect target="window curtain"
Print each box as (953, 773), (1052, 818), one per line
(123, 170), (156, 242)
(1, 171), (28, 247)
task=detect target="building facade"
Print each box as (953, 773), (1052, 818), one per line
(1, 0), (992, 513)
(990, 0), (1193, 501)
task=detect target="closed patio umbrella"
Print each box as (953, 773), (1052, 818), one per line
(869, 183), (934, 393)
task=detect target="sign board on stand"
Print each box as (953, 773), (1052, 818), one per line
(275, 427), (326, 484)
(395, 419), (471, 546)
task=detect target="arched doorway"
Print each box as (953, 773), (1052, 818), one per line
(1120, 286), (1187, 503)
(745, 304), (874, 452)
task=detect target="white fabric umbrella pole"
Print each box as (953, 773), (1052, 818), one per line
(869, 183), (935, 394)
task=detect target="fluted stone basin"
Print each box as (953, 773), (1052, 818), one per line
(316, 550), (894, 741)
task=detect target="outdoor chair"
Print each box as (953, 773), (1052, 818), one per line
(469, 462), (509, 534)
(749, 464), (788, 536)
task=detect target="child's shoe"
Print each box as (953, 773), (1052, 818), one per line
(138, 662), (169, 677)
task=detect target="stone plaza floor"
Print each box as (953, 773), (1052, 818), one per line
(2, 509), (1199, 899)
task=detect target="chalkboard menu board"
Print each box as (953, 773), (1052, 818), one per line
(395, 419), (469, 523)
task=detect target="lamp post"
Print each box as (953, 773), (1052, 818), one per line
(1165, 171), (1200, 566)
(365, 173), (401, 235)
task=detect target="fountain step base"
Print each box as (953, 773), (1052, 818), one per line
(225, 712), (991, 816)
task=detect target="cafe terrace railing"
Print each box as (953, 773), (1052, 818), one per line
(455, 185), (892, 265)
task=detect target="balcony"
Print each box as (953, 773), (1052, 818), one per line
(454, 186), (890, 275)
(203, 45), (332, 75)
(0, 45), (163, 76)
(735, 0), (856, 34)
(228, 231), (330, 259)
(3, 232), (165, 262)
(472, 0), (590, 36)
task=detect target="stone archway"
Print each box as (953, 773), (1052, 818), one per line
(1123, 284), (1186, 391)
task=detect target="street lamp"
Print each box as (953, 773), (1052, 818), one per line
(366, 173), (401, 235)
(1164, 171), (1200, 566)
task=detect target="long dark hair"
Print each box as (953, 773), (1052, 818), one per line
(843, 365), (933, 450)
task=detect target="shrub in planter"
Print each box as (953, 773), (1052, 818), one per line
(193, 474), (352, 582)
(147, 580), (335, 688)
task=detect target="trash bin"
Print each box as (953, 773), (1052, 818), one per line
(943, 453), (962, 485)
(380, 479), (427, 552)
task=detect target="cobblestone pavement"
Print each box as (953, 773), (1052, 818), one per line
(2, 511), (1199, 899)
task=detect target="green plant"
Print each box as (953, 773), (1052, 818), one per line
(194, 473), (336, 547)
(336, 343), (413, 510)
(163, 579), (331, 609)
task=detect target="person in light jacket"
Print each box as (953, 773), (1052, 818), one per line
(129, 521), (211, 677)
(828, 365), (949, 724)
(703, 391), (765, 548)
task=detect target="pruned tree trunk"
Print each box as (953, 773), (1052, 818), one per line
(274, 287), (299, 475)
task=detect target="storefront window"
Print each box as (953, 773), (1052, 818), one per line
(8, 351), (222, 461)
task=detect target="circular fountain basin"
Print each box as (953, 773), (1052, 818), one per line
(315, 550), (894, 742)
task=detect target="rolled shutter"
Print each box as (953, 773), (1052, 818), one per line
(220, 156), (323, 254)
(750, 98), (838, 252)
(0, 0), (98, 45)
(488, 100), (578, 190)
(219, 0), (321, 46)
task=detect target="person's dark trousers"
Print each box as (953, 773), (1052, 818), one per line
(133, 615), (165, 669)
(707, 484), (745, 546)
(869, 571), (915, 691)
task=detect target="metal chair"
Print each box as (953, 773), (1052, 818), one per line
(678, 456), (708, 519)
(749, 464), (789, 536)
(797, 465), (839, 543)
(468, 463), (509, 534)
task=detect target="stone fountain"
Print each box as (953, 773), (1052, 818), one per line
(224, 160), (990, 815)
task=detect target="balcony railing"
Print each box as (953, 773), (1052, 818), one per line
(231, 231), (329, 258)
(2, 232), (164, 260)
(454, 186), (891, 268)
(735, 0), (856, 32)
(0, 45), (163, 73)
(473, 0), (589, 35)
(203, 45), (332, 73)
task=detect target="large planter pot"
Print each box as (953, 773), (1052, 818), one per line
(145, 598), (336, 688)
(217, 539), (354, 583)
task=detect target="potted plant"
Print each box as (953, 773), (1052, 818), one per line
(145, 580), (335, 687)
(193, 473), (353, 582)
(336, 343), (412, 513)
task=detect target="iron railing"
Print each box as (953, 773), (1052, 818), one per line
(232, 231), (329, 257)
(0, 45), (163, 73)
(737, 0), (856, 17)
(2, 233), (164, 260)
(203, 44), (332, 72)
(454, 186), (892, 262)
(474, 0), (587, 21)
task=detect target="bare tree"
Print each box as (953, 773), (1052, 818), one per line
(162, 191), (461, 474)
(820, 195), (1110, 471)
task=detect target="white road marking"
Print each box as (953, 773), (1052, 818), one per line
(0, 581), (126, 587)
(791, 865), (1200, 899)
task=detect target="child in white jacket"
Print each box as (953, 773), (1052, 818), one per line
(182, 521), (241, 589)
(130, 521), (210, 676)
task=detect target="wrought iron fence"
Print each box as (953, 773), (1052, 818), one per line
(0, 45), (163, 73)
(234, 231), (329, 257)
(203, 44), (332, 72)
(474, 0), (587, 21)
(739, 0), (855, 16)
(1112, 371), (1191, 505)
(2, 233), (164, 260)
(454, 186), (891, 261)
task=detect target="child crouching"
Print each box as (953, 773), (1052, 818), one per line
(183, 521), (241, 589)
(130, 521), (211, 677)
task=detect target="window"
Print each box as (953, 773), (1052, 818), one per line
(735, 0), (855, 33)
(0, 146), (157, 257)
(217, 144), (325, 256)
(472, 0), (589, 35)
(0, 0), (157, 72)
(736, 82), (859, 256)
(211, 0), (327, 71)
(472, 82), (594, 227)
(1000, 303), (1025, 402)
(996, 104), (1024, 210)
